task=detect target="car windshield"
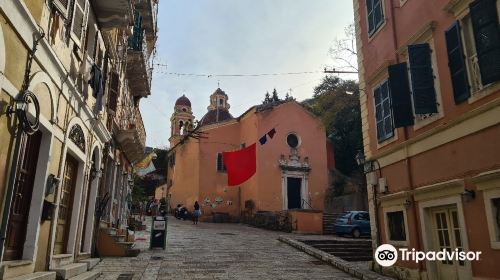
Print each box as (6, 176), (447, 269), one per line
(340, 212), (352, 218)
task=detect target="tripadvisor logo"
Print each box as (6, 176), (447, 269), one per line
(374, 244), (482, 267)
(375, 244), (398, 267)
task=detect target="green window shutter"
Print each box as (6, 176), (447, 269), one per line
(389, 63), (414, 127)
(445, 21), (470, 104)
(408, 43), (438, 114)
(470, 0), (500, 85)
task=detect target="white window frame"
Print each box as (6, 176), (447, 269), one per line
(483, 188), (500, 249)
(456, 4), (500, 104)
(366, 0), (386, 39)
(383, 206), (410, 247)
(372, 79), (394, 143)
(405, 39), (444, 130)
(70, 0), (89, 48)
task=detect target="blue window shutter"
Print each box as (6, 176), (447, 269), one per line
(470, 0), (500, 85)
(445, 22), (470, 104)
(389, 63), (414, 127)
(408, 43), (438, 114)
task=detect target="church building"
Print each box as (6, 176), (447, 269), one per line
(166, 88), (333, 223)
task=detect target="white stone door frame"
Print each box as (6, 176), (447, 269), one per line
(418, 195), (472, 280)
(23, 121), (54, 261)
(281, 170), (309, 210)
(80, 146), (102, 253)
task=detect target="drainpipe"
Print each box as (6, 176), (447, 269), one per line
(0, 128), (24, 263)
(389, 0), (423, 273)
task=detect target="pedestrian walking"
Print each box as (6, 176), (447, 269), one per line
(193, 201), (201, 225)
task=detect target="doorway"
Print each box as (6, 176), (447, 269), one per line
(54, 155), (78, 255)
(431, 206), (464, 280)
(287, 177), (302, 209)
(4, 131), (42, 260)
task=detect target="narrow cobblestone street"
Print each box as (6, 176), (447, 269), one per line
(96, 217), (357, 279)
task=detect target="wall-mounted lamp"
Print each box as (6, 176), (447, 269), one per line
(462, 189), (476, 202)
(355, 150), (382, 176)
(6, 98), (28, 117)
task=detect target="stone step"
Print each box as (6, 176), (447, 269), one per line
(117, 242), (134, 248)
(311, 244), (372, 249)
(339, 255), (373, 262)
(324, 250), (373, 256)
(78, 258), (100, 271)
(126, 248), (140, 257)
(7, 272), (56, 280)
(110, 235), (126, 242)
(51, 263), (88, 280)
(68, 271), (100, 280)
(51, 254), (73, 268)
(1, 260), (34, 279)
(304, 240), (372, 244)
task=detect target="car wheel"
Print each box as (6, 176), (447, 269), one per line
(352, 228), (361, 238)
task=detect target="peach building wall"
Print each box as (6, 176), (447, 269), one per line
(168, 101), (330, 217)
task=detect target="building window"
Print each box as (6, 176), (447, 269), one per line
(492, 198), (500, 240)
(374, 80), (393, 142)
(387, 211), (406, 241)
(408, 43), (438, 115)
(469, 0), (500, 86)
(448, 1), (500, 99)
(219, 99), (224, 106)
(445, 21), (471, 104)
(286, 133), (300, 148)
(366, 0), (384, 37)
(216, 153), (226, 172)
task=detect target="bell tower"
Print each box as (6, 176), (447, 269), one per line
(207, 88), (230, 111)
(170, 95), (195, 145)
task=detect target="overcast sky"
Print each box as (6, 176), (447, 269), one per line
(141, 1), (355, 148)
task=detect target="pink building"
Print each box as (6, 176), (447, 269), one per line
(166, 88), (332, 223)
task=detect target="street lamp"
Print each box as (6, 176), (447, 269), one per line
(355, 150), (366, 166)
(355, 150), (382, 177)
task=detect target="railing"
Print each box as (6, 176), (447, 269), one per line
(301, 198), (313, 210)
(134, 109), (146, 148)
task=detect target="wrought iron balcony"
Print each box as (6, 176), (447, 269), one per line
(134, 0), (158, 55)
(116, 109), (146, 163)
(90, 0), (134, 29)
(126, 29), (151, 97)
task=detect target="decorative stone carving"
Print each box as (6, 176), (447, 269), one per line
(69, 124), (86, 152)
(279, 148), (310, 172)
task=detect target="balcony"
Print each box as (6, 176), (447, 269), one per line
(91, 0), (134, 29)
(135, 0), (158, 55)
(116, 109), (147, 163)
(126, 28), (151, 97)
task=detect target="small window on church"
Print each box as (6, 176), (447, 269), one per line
(287, 133), (300, 148)
(219, 99), (224, 106)
(182, 108), (187, 112)
(217, 153), (226, 172)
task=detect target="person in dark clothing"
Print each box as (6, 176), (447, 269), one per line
(193, 201), (201, 225)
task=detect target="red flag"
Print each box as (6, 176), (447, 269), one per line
(223, 143), (256, 186)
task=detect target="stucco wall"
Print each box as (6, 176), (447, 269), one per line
(168, 101), (329, 217)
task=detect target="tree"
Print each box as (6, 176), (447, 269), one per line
(303, 77), (362, 175)
(271, 88), (280, 102)
(329, 23), (357, 72)
(263, 91), (271, 104)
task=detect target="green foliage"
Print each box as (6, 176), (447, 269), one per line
(132, 184), (147, 204)
(303, 76), (362, 175)
(262, 88), (282, 104)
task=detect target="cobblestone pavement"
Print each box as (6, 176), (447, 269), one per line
(96, 216), (357, 280)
